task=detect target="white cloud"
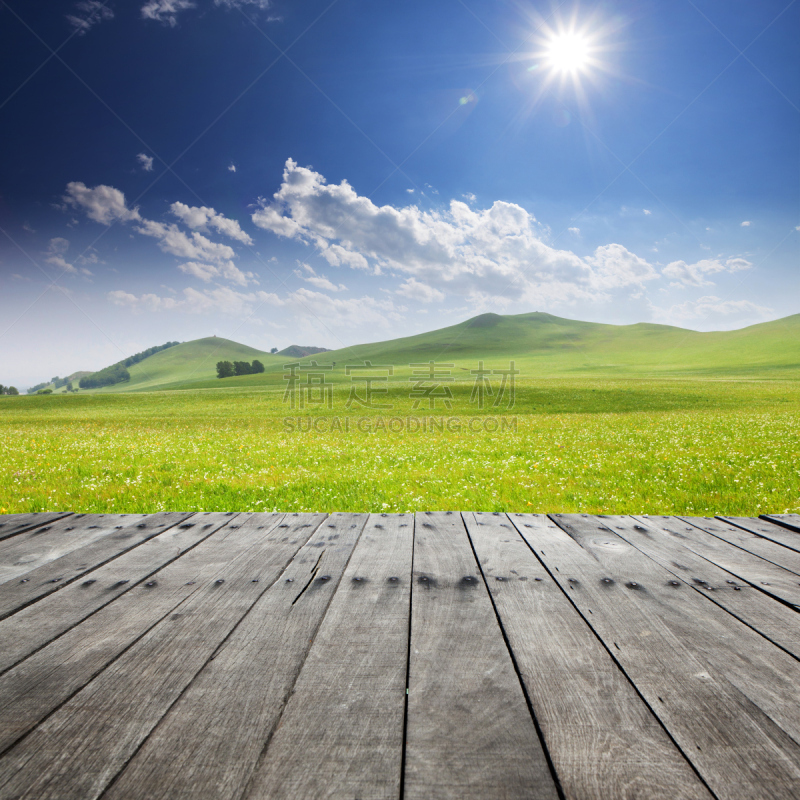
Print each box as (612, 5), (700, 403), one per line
(141, 0), (195, 25)
(740, 220), (751, 227)
(293, 263), (346, 292)
(650, 296), (772, 326)
(135, 219), (234, 262)
(587, 244), (658, 289)
(64, 182), (141, 225)
(463, 193), (476, 202)
(643, 209), (652, 215)
(67, 1), (113, 34)
(396, 278), (445, 303)
(109, 286), (280, 315)
(662, 256), (752, 287)
(170, 201), (253, 244)
(178, 260), (254, 286)
(252, 159), (659, 305)
(137, 153), (154, 172)
(107, 284), (401, 331)
(228, 163), (237, 172)
(65, 180), (256, 287)
(568, 227), (580, 235)
(214, 0), (273, 8)
(44, 238), (77, 275)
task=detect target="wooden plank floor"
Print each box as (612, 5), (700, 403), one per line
(0, 512), (798, 799)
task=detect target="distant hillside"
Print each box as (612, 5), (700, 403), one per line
(35, 312), (800, 394)
(315, 311), (800, 377)
(278, 345), (331, 358)
(90, 337), (282, 393)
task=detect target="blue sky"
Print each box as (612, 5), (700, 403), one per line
(1, 0), (798, 387)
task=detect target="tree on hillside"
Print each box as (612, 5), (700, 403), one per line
(270, 347), (278, 354)
(251, 360), (265, 374)
(216, 361), (234, 379)
(7, 387), (18, 395)
(79, 364), (131, 389)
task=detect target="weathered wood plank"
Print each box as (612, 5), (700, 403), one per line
(0, 513), (72, 543)
(404, 511), (559, 800)
(762, 514), (800, 534)
(0, 512), (193, 620)
(680, 516), (800, 576)
(553, 515), (800, 748)
(240, 513), (412, 800)
(465, 512), (712, 800)
(101, 513), (366, 800)
(0, 513), (142, 584)
(0, 512), (300, 759)
(0, 512), (238, 675)
(512, 513), (800, 799)
(604, 515), (800, 659)
(720, 517), (800, 553)
(635, 515), (800, 608)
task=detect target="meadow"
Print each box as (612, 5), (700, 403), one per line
(1, 377), (798, 516)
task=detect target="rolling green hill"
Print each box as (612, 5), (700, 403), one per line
(89, 337), (282, 393)
(317, 311), (800, 378)
(54, 312), (800, 394)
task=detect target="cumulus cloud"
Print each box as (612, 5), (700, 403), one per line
(396, 278), (445, 303)
(141, 0), (195, 25)
(66, 180), (255, 286)
(294, 263), (346, 292)
(650, 296), (772, 326)
(228, 163), (237, 172)
(135, 219), (234, 261)
(44, 238), (77, 274)
(643, 209), (652, 215)
(252, 159), (660, 306)
(64, 182), (141, 225)
(178, 260), (254, 286)
(740, 220), (752, 227)
(662, 256), (752, 287)
(137, 153), (154, 171)
(170, 202), (253, 244)
(67, 1), (113, 34)
(568, 227), (580, 235)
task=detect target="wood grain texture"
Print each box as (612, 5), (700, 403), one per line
(604, 515), (800, 659)
(0, 513), (72, 543)
(0, 512), (237, 675)
(681, 516), (800, 576)
(515, 513), (800, 800)
(404, 511), (559, 800)
(635, 515), (800, 608)
(0, 511), (318, 795)
(0, 512), (273, 756)
(721, 516), (800, 553)
(0, 512), (192, 619)
(0, 513), (142, 584)
(465, 512), (711, 800)
(554, 515), (800, 748)
(762, 514), (800, 534)
(102, 513), (367, 800)
(242, 513), (412, 800)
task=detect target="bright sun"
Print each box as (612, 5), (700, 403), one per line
(545, 33), (590, 73)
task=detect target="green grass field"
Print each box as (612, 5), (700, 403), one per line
(2, 377), (798, 516)
(6, 312), (798, 515)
